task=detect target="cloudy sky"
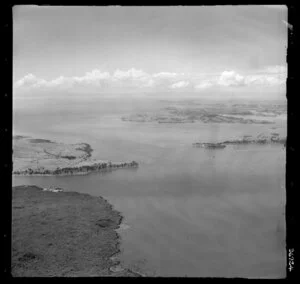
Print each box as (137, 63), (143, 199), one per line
(13, 5), (287, 99)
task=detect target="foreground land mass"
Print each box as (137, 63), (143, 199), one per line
(12, 185), (141, 277)
(12, 136), (138, 176)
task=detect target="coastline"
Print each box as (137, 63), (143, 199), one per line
(12, 136), (143, 277)
(12, 185), (142, 277)
(12, 161), (139, 176)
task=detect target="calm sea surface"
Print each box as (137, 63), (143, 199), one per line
(13, 97), (286, 277)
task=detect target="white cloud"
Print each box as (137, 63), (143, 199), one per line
(14, 73), (46, 88)
(14, 65), (287, 92)
(85, 70), (111, 81)
(245, 65), (287, 86)
(194, 81), (213, 89)
(245, 75), (285, 86)
(153, 72), (182, 78)
(111, 68), (154, 88)
(14, 68), (179, 91)
(216, 66), (286, 87)
(170, 81), (190, 89)
(264, 65), (287, 74)
(218, 70), (245, 87)
(113, 68), (148, 80)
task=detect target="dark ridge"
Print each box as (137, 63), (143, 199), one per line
(12, 185), (141, 277)
(13, 135), (29, 140)
(29, 138), (54, 143)
(61, 155), (77, 160)
(12, 161), (139, 176)
(76, 143), (93, 158)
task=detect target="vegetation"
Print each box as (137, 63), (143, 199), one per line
(29, 139), (54, 143)
(12, 185), (141, 277)
(13, 161), (139, 176)
(193, 133), (286, 149)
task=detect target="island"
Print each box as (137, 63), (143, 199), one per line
(121, 102), (286, 125)
(193, 133), (286, 149)
(222, 133), (286, 145)
(12, 185), (143, 277)
(12, 136), (138, 176)
(192, 143), (227, 149)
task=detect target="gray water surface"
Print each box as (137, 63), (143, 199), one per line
(13, 98), (286, 277)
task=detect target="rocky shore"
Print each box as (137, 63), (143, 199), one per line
(12, 185), (142, 277)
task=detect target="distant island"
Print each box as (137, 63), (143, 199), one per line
(193, 133), (286, 149)
(13, 136), (138, 176)
(193, 143), (227, 149)
(121, 103), (286, 125)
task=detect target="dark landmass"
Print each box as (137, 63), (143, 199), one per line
(77, 143), (93, 158)
(13, 135), (29, 140)
(29, 139), (54, 143)
(193, 143), (226, 149)
(222, 133), (286, 145)
(12, 185), (142, 277)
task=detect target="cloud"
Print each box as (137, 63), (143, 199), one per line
(14, 73), (47, 88)
(111, 68), (155, 88)
(245, 65), (287, 86)
(14, 65), (287, 92)
(194, 81), (213, 89)
(113, 68), (147, 80)
(169, 81), (190, 89)
(245, 75), (285, 86)
(14, 68), (184, 91)
(216, 66), (286, 88)
(263, 65), (287, 74)
(217, 70), (245, 87)
(153, 72), (183, 78)
(84, 70), (111, 81)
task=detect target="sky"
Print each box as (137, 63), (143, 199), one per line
(13, 5), (288, 99)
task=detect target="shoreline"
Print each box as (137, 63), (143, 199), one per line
(12, 136), (144, 277)
(12, 185), (143, 277)
(12, 161), (139, 177)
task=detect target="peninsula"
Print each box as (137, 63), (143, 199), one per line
(193, 132), (286, 149)
(13, 136), (138, 176)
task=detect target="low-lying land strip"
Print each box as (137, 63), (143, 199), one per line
(13, 136), (138, 176)
(193, 133), (286, 149)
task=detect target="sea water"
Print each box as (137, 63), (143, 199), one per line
(13, 96), (286, 277)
